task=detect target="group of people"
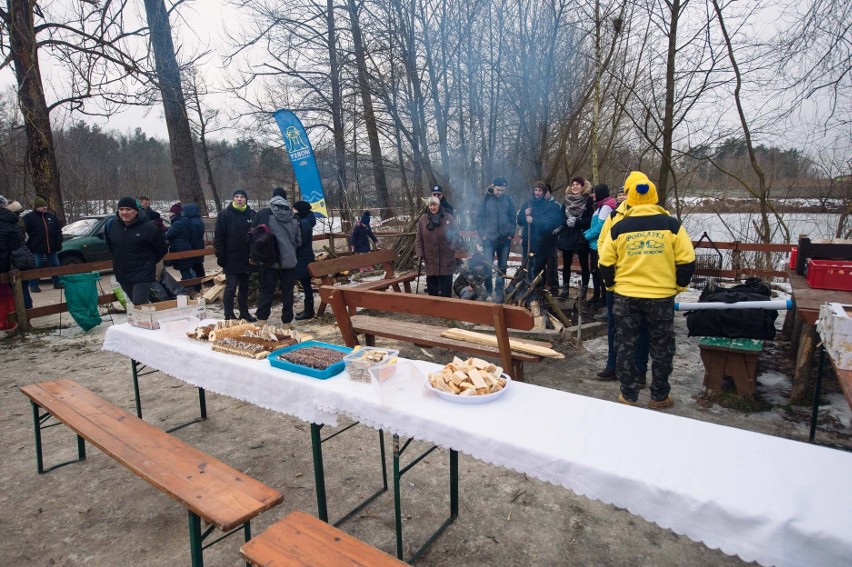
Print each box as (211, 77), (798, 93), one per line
(413, 171), (696, 409)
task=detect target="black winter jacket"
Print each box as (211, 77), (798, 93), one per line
(294, 212), (316, 280)
(23, 209), (63, 254)
(555, 196), (594, 251)
(214, 204), (256, 274)
(516, 197), (561, 255)
(106, 213), (168, 287)
(166, 204), (206, 270)
(0, 207), (22, 272)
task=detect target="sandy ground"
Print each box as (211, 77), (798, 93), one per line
(1, 270), (850, 566)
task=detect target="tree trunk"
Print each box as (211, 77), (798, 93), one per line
(346, 0), (391, 217)
(143, 0), (207, 214)
(326, 0), (351, 226)
(657, 0), (681, 206)
(7, 0), (65, 223)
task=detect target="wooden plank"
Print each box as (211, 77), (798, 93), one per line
(242, 510), (405, 566)
(20, 379), (283, 531)
(308, 249), (397, 278)
(350, 315), (541, 363)
(349, 272), (418, 292)
(441, 328), (563, 359)
(788, 268), (852, 326)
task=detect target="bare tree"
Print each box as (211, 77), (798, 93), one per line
(184, 67), (224, 212)
(142, 0), (207, 214)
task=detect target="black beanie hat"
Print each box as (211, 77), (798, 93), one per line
(233, 188), (248, 199)
(361, 210), (371, 225)
(272, 187), (287, 199)
(293, 200), (312, 214)
(593, 183), (610, 202)
(117, 196), (138, 210)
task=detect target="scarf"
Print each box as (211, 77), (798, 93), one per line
(232, 201), (247, 212)
(426, 210), (442, 230)
(564, 193), (587, 219)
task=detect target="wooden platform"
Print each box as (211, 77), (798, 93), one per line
(699, 337), (764, 399)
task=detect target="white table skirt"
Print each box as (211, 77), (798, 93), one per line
(103, 322), (852, 567)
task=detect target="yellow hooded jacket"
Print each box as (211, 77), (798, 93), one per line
(598, 204), (695, 298)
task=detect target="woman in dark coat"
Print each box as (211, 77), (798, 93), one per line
(214, 189), (257, 320)
(554, 177), (594, 299)
(415, 196), (458, 297)
(293, 201), (316, 320)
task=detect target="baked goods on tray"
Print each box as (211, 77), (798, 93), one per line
(276, 346), (347, 369)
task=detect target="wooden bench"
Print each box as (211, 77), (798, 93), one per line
(320, 286), (549, 381)
(20, 378), (285, 566)
(309, 249), (418, 316)
(241, 510), (405, 566)
(699, 337), (764, 399)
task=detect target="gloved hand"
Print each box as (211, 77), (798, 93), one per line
(565, 217), (577, 228)
(552, 226), (563, 236)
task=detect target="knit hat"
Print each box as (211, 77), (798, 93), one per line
(169, 202), (183, 215)
(622, 171), (649, 193)
(626, 179), (658, 206)
(233, 188), (248, 199)
(272, 187), (287, 199)
(293, 200), (312, 214)
(570, 176), (586, 188)
(7, 200), (23, 213)
(592, 184), (610, 203)
(117, 196), (138, 210)
(492, 177), (507, 187)
(431, 185), (442, 194)
(360, 210), (371, 225)
(33, 196), (48, 208)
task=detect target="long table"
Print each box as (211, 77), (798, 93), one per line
(103, 322), (852, 567)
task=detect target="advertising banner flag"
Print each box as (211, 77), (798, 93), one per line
(273, 109), (328, 218)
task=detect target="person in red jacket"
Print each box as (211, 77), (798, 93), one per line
(22, 196), (63, 292)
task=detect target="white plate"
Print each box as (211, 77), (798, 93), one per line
(423, 374), (511, 404)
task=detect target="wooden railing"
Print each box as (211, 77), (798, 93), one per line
(1, 248), (214, 331)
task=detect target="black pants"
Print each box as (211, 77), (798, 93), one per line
(121, 281), (154, 305)
(256, 267), (296, 324)
(560, 249), (590, 288)
(426, 275), (452, 297)
(589, 250), (602, 300)
(298, 277), (314, 312)
(223, 272), (250, 318)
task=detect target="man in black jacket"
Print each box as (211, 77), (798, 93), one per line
(106, 197), (168, 305)
(214, 189), (257, 321)
(23, 196), (63, 291)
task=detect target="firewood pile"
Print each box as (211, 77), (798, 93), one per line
(502, 258), (572, 333)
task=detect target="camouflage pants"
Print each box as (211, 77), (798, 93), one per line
(613, 294), (676, 403)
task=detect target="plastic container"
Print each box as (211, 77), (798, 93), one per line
(268, 341), (352, 379)
(806, 259), (852, 291)
(343, 347), (399, 383)
(368, 360), (421, 404)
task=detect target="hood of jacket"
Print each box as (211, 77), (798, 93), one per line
(183, 203), (201, 219)
(270, 196), (294, 224)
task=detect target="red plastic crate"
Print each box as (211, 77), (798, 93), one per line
(806, 259), (852, 291)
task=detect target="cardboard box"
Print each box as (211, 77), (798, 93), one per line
(818, 302), (852, 370)
(127, 296), (207, 330)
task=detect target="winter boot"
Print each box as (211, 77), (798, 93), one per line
(239, 311), (257, 323)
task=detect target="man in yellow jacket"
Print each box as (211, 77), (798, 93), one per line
(598, 175), (695, 408)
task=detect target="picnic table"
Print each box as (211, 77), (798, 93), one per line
(784, 268), (852, 401)
(103, 321), (852, 567)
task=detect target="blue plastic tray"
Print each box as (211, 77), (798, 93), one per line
(267, 340), (352, 379)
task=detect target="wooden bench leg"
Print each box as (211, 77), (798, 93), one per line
(700, 348), (726, 392)
(188, 510), (254, 567)
(512, 360), (525, 382)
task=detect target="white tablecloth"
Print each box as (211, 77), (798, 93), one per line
(103, 322), (852, 567)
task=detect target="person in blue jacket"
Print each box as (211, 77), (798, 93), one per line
(166, 202), (206, 292)
(582, 184), (618, 308)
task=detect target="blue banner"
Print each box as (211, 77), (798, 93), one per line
(272, 109), (328, 218)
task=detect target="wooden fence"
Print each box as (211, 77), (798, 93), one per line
(1, 236), (795, 333)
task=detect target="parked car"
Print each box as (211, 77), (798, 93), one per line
(59, 214), (170, 265)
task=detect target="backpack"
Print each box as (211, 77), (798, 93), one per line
(685, 278), (778, 340)
(247, 223), (279, 266)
